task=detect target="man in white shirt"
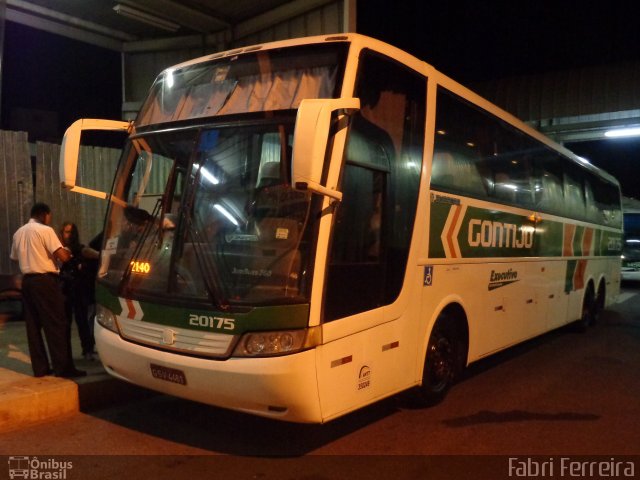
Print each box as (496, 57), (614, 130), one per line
(10, 203), (86, 378)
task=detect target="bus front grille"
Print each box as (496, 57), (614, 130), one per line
(117, 316), (236, 358)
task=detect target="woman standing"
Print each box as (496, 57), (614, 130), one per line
(59, 222), (99, 360)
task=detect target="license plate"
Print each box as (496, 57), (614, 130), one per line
(150, 363), (187, 385)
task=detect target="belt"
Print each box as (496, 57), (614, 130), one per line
(23, 272), (59, 278)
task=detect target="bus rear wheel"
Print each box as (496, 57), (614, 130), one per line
(574, 285), (595, 332)
(593, 282), (606, 325)
(418, 317), (464, 406)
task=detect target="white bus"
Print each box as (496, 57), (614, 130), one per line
(621, 199), (640, 281)
(60, 34), (622, 423)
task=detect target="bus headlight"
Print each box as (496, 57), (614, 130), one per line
(95, 304), (119, 333)
(232, 326), (321, 357)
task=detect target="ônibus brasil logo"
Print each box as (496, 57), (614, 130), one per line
(8, 456), (73, 479)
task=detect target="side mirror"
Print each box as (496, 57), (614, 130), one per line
(291, 98), (360, 201)
(59, 118), (130, 199)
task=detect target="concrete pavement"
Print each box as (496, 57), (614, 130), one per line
(0, 299), (152, 433)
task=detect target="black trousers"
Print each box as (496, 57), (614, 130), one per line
(64, 287), (95, 355)
(21, 273), (75, 376)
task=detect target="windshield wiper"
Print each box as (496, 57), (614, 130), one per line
(180, 165), (230, 310)
(183, 214), (230, 310)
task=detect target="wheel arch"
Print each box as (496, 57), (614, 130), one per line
(595, 276), (606, 311)
(418, 300), (470, 381)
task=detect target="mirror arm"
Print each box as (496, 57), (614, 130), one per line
(294, 181), (343, 202)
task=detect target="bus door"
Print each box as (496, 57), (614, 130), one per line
(314, 50), (426, 419)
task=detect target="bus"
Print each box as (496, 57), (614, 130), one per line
(59, 34), (622, 423)
(8, 456), (29, 479)
(621, 199), (640, 281)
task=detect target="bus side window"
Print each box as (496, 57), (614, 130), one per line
(431, 146), (487, 197)
(535, 163), (564, 215)
(592, 175), (622, 226)
(431, 150), (456, 189)
(493, 171), (517, 203)
(584, 180), (601, 224)
(563, 168), (586, 220)
(489, 157), (534, 207)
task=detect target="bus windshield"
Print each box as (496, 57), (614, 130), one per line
(136, 43), (347, 127)
(100, 120), (314, 307)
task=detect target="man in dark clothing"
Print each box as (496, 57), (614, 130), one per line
(59, 222), (99, 360)
(10, 203), (86, 378)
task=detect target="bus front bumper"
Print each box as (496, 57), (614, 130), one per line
(94, 322), (323, 423)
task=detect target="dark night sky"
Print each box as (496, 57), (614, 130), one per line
(2, 2), (640, 196)
(1, 21), (121, 143)
(357, 0), (640, 199)
(356, 0), (640, 83)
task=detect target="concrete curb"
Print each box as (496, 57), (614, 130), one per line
(1, 318), (156, 433)
(0, 368), (78, 433)
(0, 369), (157, 433)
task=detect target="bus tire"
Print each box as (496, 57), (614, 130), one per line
(574, 284), (595, 332)
(593, 281), (606, 325)
(417, 315), (464, 406)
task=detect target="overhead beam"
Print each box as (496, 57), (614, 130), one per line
(119, 0), (230, 32)
(233, 0), (336, 39)
(122, 30), (229, 53)
(6, 8), (124, 51)
(537, 111), (640, 143)
(6, 0), (135, 50)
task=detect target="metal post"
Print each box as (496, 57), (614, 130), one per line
(343, 0), (356, 33)
(0, 0), (7, 113)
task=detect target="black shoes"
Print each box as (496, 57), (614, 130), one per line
(56, 368), (87, 378)
(33, 368), (87, 378)
(82, 351), (98, 361)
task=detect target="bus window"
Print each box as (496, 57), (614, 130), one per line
(563, 167), (586, 220)
(433, 89), (491, 199)
(324, 50), (425, 321)
(533, 155), (565, 215)
(591, 175), (623, 226)
(431, 142), (487, 197)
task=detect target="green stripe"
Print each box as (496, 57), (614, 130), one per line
(428, 196), (622, 259)
(96, 283), (309, 334)
(573, 225), (584, 256)
(428, 201), (450, 258)
(565, 260), (578, 293)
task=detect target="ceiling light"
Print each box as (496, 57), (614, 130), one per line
(604, 127), (640, 138)
(113, 4), (180, 32)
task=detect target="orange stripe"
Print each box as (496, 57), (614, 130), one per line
(446, 205), (462, 258)
(330, 355), (352, 368)
(563, 224), (576, 256)
(382, 341), (400, 352)
(126, 299), (136, 319)
(574, 259), (587, 290)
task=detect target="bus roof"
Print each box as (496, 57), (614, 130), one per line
(155, 33), (620, 189)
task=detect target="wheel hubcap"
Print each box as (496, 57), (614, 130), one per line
(429, 335), (455, 389)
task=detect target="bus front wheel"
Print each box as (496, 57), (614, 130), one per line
(418, 316), (464, 406)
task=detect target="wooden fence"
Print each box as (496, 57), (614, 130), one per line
(0, 130), (121, 275)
